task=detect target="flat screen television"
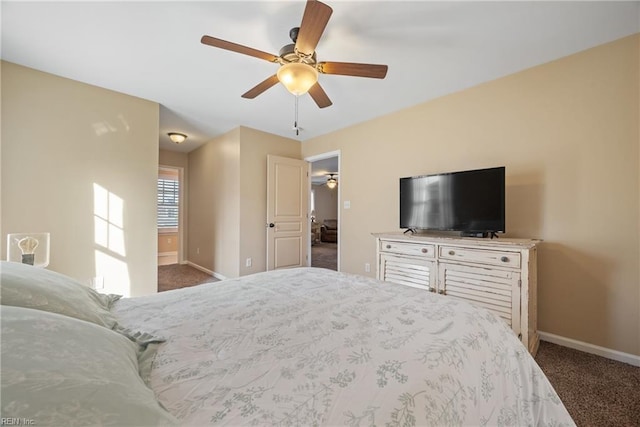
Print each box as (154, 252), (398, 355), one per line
(399, 166), (505, 236)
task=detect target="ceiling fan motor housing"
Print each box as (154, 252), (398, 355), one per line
(289, 27), (300, 43)
(279, 43), (317, 65)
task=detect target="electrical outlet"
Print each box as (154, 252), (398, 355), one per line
(167, 237), (172, 243)
(365, 263), (371, 273)
(196, 247), (200, 255)
(246, 258), (252, 268)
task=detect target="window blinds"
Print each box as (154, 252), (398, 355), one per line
(158, 178), (179, 228)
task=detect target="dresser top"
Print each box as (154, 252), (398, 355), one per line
(373, 232), (541, 249)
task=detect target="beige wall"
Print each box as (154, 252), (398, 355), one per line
(187, 128), (240, 277)
(1, 61), (160, 297)
(302, 35), (640, 356)
(159, 150), (188, 169)
(188, 126), (300, 278)
(313, 183), (338, 224)
(158, 232), (178, 253)
(239, 127), (301, 276)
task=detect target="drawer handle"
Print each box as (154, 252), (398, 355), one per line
(438, 289), (445, 295)
(501, 256), (509, 262)
(386, 244), (391, 249)
(421, 248), (428, 253)
(448, 250), (455, 255)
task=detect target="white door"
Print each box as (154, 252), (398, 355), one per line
(266, 155), (309, 270)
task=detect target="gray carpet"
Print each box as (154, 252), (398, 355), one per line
(311, 242), (337, 270)
(535, 341), (640, 426)
(157, 264), (640, 426)
(157, 264), (216, 292)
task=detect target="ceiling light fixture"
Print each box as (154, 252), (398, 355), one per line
(168, 132), (187, 144)
(326, 174), (337, 189)
(277, 62), (318, 96)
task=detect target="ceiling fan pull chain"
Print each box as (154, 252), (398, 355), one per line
(294, 95), (300, 136)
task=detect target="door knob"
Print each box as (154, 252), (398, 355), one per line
(268, 223), (275, 228)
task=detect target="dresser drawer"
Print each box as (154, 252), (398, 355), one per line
(439, 246), (521, 268)
(379, 240), (435, 258)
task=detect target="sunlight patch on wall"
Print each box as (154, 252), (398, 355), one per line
(94, 250), (131, 297)
(93, 183), (126, 256)
(93, 183), (130, 296)
(92, 115), (130, 136)
(92, 121), (117, 137)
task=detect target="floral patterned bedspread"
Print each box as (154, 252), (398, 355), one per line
(113, 267), (574, 426)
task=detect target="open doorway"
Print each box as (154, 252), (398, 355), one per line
(306, 152), (340, 271)
(157, 166), (183, 266)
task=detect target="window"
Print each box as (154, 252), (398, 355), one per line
(310, 188), (316, 212)
(310, 188), (316, 221)
(158, 178), (179, 228)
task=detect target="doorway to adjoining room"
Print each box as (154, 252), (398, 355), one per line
(157, 166), (182, 266)
(308, 155), (339, 271)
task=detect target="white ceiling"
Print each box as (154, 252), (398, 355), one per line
(2, 1), (638, 153)
(311, 156), (339, 184)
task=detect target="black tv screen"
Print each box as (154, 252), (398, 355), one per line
(400, 166), (505, 233)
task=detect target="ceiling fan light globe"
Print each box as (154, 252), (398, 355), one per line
(277, 62), (318, 96)
(326, 173), (338, 189)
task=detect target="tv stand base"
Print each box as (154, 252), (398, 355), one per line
(460, 231), (488, 238)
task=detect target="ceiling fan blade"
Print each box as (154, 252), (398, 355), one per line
(201, 35), (279, 63)
(295, 0), (333, 56)
(241, 75), (280, 99)
(318, 61), (388, 79)
(308, 82), (332, 108)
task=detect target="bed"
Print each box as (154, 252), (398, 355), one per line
(1, 261), (575, 426)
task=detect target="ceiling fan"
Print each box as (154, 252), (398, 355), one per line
(201, 0), (388, 109)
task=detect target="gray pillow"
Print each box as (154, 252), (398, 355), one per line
(0, 261), (121, 328)
(0, 305), (178, 426)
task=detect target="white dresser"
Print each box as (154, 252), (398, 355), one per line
(374, 232), (540, 355)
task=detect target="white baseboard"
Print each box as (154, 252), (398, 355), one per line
(158, 252), (178, 266)
(539, 331), (640, 367)
(158, 251), (177, 256)
(186, 261), (227, 281)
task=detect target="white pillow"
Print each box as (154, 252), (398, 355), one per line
(1, 305), (178, 426)
(0, 261), (120, 328)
